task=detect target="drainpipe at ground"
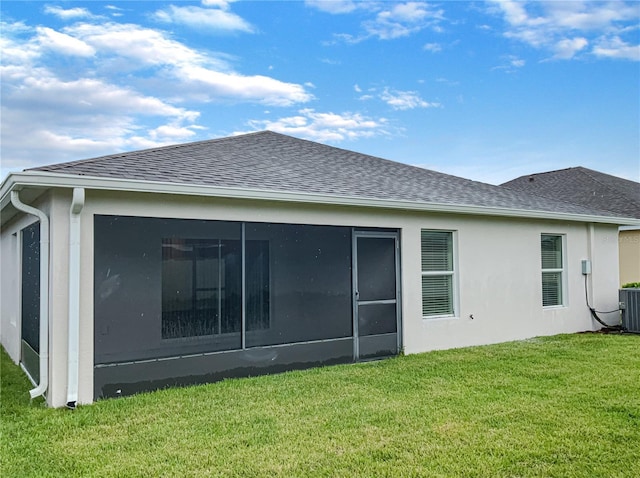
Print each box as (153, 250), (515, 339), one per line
(66, 188), (85, 409)
(10, 190), (50, 400)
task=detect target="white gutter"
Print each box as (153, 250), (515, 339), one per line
(10, 191), (49, 400)
(66, 188), (85, 409)
(2, 171), (640, 227)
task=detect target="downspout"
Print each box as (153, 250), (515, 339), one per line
(66, 188), (85, 409)
(10, 190), (50, 400)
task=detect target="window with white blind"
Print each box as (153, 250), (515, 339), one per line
(421, 230), (456, 318)
(541, 234), (564, 307)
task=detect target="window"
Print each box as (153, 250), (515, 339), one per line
(541, 234), (564, 307)
(162, 238), (243, 339)
(421, 230), (455, 317)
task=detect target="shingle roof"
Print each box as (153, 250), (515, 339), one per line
(502, 167), (640, 219)
(27, 131), (623, 218)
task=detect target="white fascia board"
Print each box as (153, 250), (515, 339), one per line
(2, 171), (640, 226)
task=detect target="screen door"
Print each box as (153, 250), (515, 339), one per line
(353, 232), (400, 360)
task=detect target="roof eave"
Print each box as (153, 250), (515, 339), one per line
(2, 171), (639, 226)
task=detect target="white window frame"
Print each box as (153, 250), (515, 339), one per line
(421, 229), (458, 319)
(541, 233), (566, 308)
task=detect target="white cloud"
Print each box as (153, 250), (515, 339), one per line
(244, 109), (390, 142)
(202, 0), (236, 8)
(320, 57), (341, 65)
(180, 65), (313, 106)
(423, 42), (442, 52)
(63, 22), (313, 105)
(36, 27), (95, 57)
(149, 124), (200, 141)
(543, 1), (639, 30)
(436, 77), (460, 87)
(0, 67), (201, 169)
(305, 1), (358, 15)
(0, 17), (313, 169)
(380, 88), (440, 110)
(311, 1), (445, 42)
(593, 36), (640, 61)
(43, 5), (95, 20)
(0, 23), (41, 63)
(104, 5), (124, 17)
(386, 2), (434, 22)
(553, 37), (588, 60)
(9, 75), (198, 120)
(489, 0), (640, 61)
(0, 104), (175, 171)
(153, 5), (254, 33)
(364, 2), (445, 40)
(492, 55), (526, 72)
(66, 22), (216, 69)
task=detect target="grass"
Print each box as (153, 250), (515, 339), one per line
(2, 333), (640, 477)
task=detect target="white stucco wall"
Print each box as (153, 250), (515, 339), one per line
(2, 187), (623, 406)
(403, 218), (619, 353)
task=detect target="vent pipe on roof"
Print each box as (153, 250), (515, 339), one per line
(66, 188), (85, 410)
(10, 190), (50, 401)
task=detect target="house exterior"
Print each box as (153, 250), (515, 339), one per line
(502, 167), (640, 285)
(1, 131), (637, 408)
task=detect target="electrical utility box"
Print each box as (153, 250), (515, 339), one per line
(620, 288), (640, 333)
(581, 259), (592, 275)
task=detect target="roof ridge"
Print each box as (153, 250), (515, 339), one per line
(576, 167), (640, 212)
(251, 130), (482, 182)
(525, 166), (579, 178)
(574, 167), (617, 197)
(578, 166), (640, 189)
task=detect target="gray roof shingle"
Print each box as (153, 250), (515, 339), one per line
(502, 167), (640, 219)
(27, 131), (626, 218)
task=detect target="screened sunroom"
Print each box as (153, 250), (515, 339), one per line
(93, 215), (401, 398)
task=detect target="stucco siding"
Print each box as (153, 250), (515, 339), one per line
(403, 218), (619, 353)
(619, 229), (640, 285)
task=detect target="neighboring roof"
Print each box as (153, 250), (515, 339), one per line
(2, 131), (638, 226)
(502, 166), (640, 219)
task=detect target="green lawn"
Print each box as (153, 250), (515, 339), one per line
(2, 333), (639, 477)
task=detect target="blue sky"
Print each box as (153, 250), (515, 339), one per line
(1, 0), (639, 184)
